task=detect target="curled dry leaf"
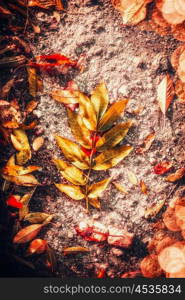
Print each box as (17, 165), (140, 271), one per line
(127, 170), (138, 185)
(153, 161), (172, 175)
(157, 74), (175, 115)
(13, 224), (43, 244)
(113, 182), (128, 194)
(19, 190), (36, 220)
(144, 199), (165, 219)
(140, 254), (163, 278)
(93, 145), (133, 171)
(136, 132), (155, 154)
(53, 158), (86, 186)
(32, 136), (44, 151)
(26, 239), (47, 256)
(63, 246), (89, 255)
(55, 184), (85, 200)
(158, 245), (185, 273)
(166, 167), (185, 182)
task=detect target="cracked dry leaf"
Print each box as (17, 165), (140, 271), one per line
(166, 168), (185, 182)
(144, 199), (165, 219)
(93, 144), (133, 171)
(98, 99), (129, 132)
(112, 0), (152, 25)
(88, 178), (112, 198)
(157, 74), (175, 115)
(113, 182), (128, 194)
(67, 109), (91, 149)
(91, 82), (109, 121)
(55, 136), (89, 170)
(13, 224), (43, 244)
(63, 246), (89, 255)
(53, 159), (86, 185)
(24, 212), (52, 224)
(96, 121), (132, 152)
(55, 183), (85, 200)
(26, 239), (47, 256)
(127, 170), (138, 185)
(11, 129), (31, 165)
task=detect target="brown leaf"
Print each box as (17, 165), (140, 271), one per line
(166, 168), (185, 182)
(96, 121), (132, 152)
(0, 55), (26, 68)
(91, 82), (109, 121)
(157, 74), (175, 114)
(140, 180), (148, 194)
(108, 227), (134, 248)
(63, 246), (89, 255)
(88, 178), (112, 198)
(88, 197), (101, 209)
(25, 100), (38, 114)
(13, 224), (43, 244)
(55, 136), (89, 170)
(136, 132), (155, 154)
(144, 199), (165, 219)
(32, 136), (44, 151)
(55, 183), (85, 200)
(93, 144), (133, 171)
(98, 99), (129, 132)
(26, 239), (47, 256)
(24, 212), (52, 224)
(53, 159), (86, 185)
(113, 182), (128, 194)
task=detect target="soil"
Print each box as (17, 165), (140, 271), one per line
(1, 0), (185, 277)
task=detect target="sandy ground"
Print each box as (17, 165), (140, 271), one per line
(3, 0), (185, 277)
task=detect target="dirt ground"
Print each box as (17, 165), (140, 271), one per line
(1, 0), (185, 277)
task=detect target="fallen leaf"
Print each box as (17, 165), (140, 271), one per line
(157, 74), (175, 114)
(55, 183), (85, 200)
(0, 55), (26, 68)
(153, 161), (173, 175)
(96, 121), (132, 152)
(112, 182), (128, 194)
(166, 167), (185, 182)
(2, 174), (39, 186)
(11, 129), (31, 165)
(26, 239), (47, 256)
(76, 220), (108, 242)
(55, 136), (89, 170)
(140, 180), (148, 194)
(51, 89), (79, 104)
(96, 268), (106, 278)
(19, 189), (36, 220)
(88, 178), (112, 198)
(127, 170), (138, 185)
(29, 54), (77, 71)
(32, 136), (44, 151)
(88, 197), (101, 209)
(136, 132), (155, 154)
(27, 67), (43, 97)
(53, 159), (86, 185)
(13, 224), (43, 244)
(93, 144), (133, 170)
(24, 212), (52, 224)
(144, 199), (165, 219)
(63, 246), (89, 255)
(98, 99), (129, 132)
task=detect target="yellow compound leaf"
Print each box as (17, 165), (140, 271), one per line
(88, 177), (112, 198)
(53, 158), (86, 185)
(93, 145), (133, 171)
(55, 183), (85, 200)
(55, 136), (89, 170)
(98, 99), (129, 132)
(96, 121), (132, 152)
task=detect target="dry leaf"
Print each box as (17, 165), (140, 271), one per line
(13, 224), (43, 244)
(88, 178), (112, 198)
(32, 136), (44, 151)
(51, 89), (79, 104)
(24, 212), (52, 224)
(153, 161), (172, 175)
(93, 144), (133, 171)
(1, 78), (14, 98)
(88, 198), (101, 209)
(144, 199), (165, 219)
(157, 74), (175, 114)
(113, 182), (128, 194)
(2, 174), (39, 186)
(19, 190), (36, 220)
(26, 239), (47, 256)
(96, 121), (132, 152)
(63, 246), (89, 255)
(127, 170), (138, 185)
(136, 132), (155, 154)
(98, 99), (129, 132)
(78, 92), (97, 131)
(91, 82), (109, 121)
(27, 67), (43, 97)
(76, 220), (108, 242)
(55, 136), (89, 170)
(11, 129), (31, 165)
(26, 100), (38, 114)
(166, 167), (185, 182)
(140, 180), (148, 194)
(53, 159), (86, 185)
(55, 184), (85, 200)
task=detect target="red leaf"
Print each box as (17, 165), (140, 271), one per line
(154, 162), (173, 175)
(81, 147), (96, 157)
(7, 195), (23, 209)
(29, 54), (77, 70)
